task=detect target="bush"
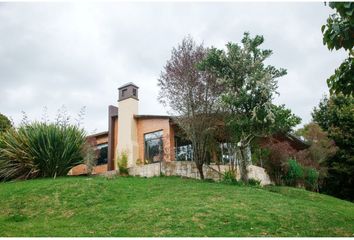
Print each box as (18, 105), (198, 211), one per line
(247, 178), (261, 186)
(0, 122), (87, 180)
(222, 170), (238, 185)
(283, 159), (304, 187)
(262, 141), (296, 185)
(117, 152), (128, 175)
(304, 167), (319, 191)
(0, 113), (12, 133)
(82, 137), (99, 175)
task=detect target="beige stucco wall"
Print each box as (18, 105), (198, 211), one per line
(117, 98), (139, 168)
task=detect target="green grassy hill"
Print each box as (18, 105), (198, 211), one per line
(0, 176), (353, 237)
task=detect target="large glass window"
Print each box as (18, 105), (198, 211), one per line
(175, 136), (193, 161)
(96, 143), (108, 165)
(144, 130), (163, 163)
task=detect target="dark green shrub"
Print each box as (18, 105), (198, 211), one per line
(0, 113), (12, 133)
(247, 178), (261, 186)
(304, 167), (319, 191)
(283, 159), (304, 186)
(222, 170), (239, 185)
(0, 122), (87, 180)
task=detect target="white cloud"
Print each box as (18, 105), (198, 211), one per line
(0, 2), (347, 133)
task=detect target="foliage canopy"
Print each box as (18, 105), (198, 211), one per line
(0, 113), (12, 133)
(321, 2), (354, 96)
(312, 94), (354, 200)
(199, 32), (301, 181)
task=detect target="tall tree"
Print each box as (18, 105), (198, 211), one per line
(199, 33), (301, 182)
(321, 2), (354, 96)
(312, 94), (354, 200)
(158, 36), (222, 179)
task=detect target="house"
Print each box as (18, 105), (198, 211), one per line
(69, 82), (308, 177)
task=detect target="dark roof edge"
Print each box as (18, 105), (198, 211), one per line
(118, 82), (139, 90)
(134, 114), (172, 119)
(285, 132), (310, 148)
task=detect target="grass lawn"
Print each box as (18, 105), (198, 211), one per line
(0, 176), (353, 237)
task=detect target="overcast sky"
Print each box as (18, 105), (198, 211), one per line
(0, 2), (347, 133)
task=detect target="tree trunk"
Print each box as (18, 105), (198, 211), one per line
(196, 163), (204, 180)
(239, 146), (248, 183)
(192, 139), (206, 180)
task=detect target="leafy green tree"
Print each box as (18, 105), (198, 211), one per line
(312, 94), (354, 200)
(0, 113), (12, 133)
(321, 2), (354, 96)
(199, 33), (301, 182)
(270, 104), (302, 133)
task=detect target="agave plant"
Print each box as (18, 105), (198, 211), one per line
(0, 122), (87, 180)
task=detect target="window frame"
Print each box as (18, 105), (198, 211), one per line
(96, 143), (108, 166)
(144, 130), (164, 163)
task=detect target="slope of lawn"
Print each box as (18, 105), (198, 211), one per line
(0, 176), (353, 237)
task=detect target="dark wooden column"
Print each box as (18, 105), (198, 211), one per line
(107, 105), (118, 171)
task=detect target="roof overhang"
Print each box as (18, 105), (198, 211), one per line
(134, 114), (172, 120)
(87, 131), (108, 139)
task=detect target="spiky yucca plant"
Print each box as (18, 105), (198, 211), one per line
(0, 127), (38, 180)
(0, 122), (87, 180)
